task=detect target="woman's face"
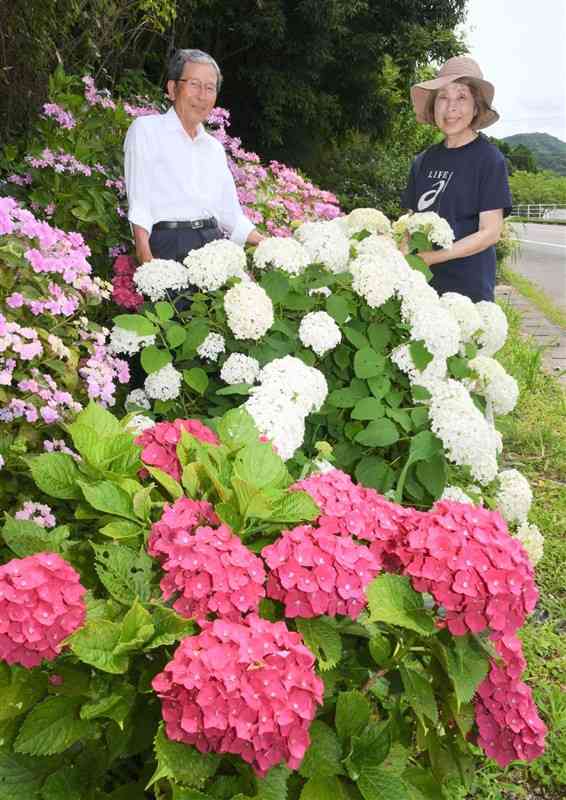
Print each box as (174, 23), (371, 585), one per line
(434, 81), (476, 137)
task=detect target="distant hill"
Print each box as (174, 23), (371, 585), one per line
(502, 133), (566, 176)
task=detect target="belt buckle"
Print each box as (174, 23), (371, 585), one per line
(192, 219), (204, 230)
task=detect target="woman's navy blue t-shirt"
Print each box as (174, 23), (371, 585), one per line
(401, 134), (512, 302)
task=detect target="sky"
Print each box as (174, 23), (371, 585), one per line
(461, 0), (566, 142)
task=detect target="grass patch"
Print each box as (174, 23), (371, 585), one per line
(463, 307), (566, 800)
(509, 216), (566, 227)
(499, 264), (566, 329)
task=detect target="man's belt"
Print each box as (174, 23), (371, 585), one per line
(153, 218), (218, 231)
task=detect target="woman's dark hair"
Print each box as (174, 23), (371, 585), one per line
(424, 78), (489, 130)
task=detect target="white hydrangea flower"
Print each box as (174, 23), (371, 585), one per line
(125, 388), (151, 410)
(439, 292), (483, 344)
(244, 388), (306, 461)
(125, 414), (155, 436)
(197, 332), (226, 362)
(393, 211), (454, 250)
(220, 353), (260, 385)
(294, 220), (350, 273)
(428, 378), (500, 485)
(396, 264), (439, 309)
(391, 344), (447, 391)
(468, 355), (519, 416)
(224, 282), (274, 340)
(475, 301), (509, 356)
(258, 356), (328, 414)
(440, 485), (477, 505)
(349, 235), (412, 309)
(514, 521), (544, 566)
(298, 311), (342, 356)
(345, 208), (392, 236)
(144, 363), (182, 401)
(133, 259), (190, 301)
(253, 237), (310, 275)
(183, 239), (248, 291)
(403, 300), (461, 361)
(108, 325), (156, 356)
(495, 468), (533, 525)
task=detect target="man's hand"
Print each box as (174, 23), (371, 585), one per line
(136, 245), (153, 264)
(246, 229), (267, 246)
(132, 224), (153, 264)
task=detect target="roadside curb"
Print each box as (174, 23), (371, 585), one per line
(496, 284), (566, 387)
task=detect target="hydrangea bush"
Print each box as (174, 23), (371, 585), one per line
(0, 402), (547, 798)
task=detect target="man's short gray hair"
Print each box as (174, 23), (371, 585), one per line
(167, 49), (223, 90)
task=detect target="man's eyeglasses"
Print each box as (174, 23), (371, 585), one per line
(177, 79), (218, 96)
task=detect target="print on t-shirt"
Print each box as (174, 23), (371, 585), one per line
(417, 169), (454, 211)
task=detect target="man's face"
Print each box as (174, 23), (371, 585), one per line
(167, 62), (218, 128)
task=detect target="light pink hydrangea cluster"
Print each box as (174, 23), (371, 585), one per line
(124, 101), (161, 118)
(82, 76), (116, 110)
(41, 103), (76, 130)
(293, 468), (420, 571)
(0, 367), (82, 425)
(152, 614), (324, 775)
(136, 419), (219, 481)
(43, 438), (81, 461)
(262, 523), (380, 619)
(25, 148), (92, 177)
(0, 553), (86, 668)
(15, 502), (56, 528)
(149, 499), (266, 622)
(6, 173), (32, 187)
(474, 635), (547, 766)
(399, 500), (538, 638)
(78, 331), (130, 407)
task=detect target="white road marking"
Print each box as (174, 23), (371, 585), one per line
(517, 238), (566, 249)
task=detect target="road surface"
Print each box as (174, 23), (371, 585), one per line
(510, 222), (566, 310)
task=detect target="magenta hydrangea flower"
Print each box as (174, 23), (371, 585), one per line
(262, 523), (380, 619)
(293, 468), (421, 570)
(148, 497), (220, 563)
(152, 614), (324, 775)
(398, 500), (538, 638)
(474, 635), (547, 766)
(0, 552), (86, 668)
(159, 523), (266, 623)
(136, 419), (220, 481)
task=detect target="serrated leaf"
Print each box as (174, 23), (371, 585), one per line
(91, 543), (153, 605)
(68, 619), (129, 673)
(147, 724), (220, 789)
(41, 764), (85, 800)
(296, 617), (342, 671)
(146, 466), (183, 500)
(29, 453), (81, 500)
(80, 684), (136, 728)
(357, 767), (410, 800)
(14, 697), (92, 756)
(299, 721), (343, 779)
(300, 776), (346, 800)
(216, 408), (258, 451)
(369, 632), (392, 666)
(345, 722), (391, 780)
(399, 665), (438, 728)
(354, 348), (385, 379)
(99, 519), (143, 540)
(434, 634), (489, 705)
(255, 764), (290, 800)
(1, 516), (69, 557)
(0, 751), (55, 800)
(71, 402), (122, 437)
(114, 599), (154, 655)
(0, 666), (46, 722)
(335, 691), (371, 743)
(79, 480), (136, 520)
(234, 443), (288, 490)
(145, 607), (197, 650)
(366, 575), (436, 636)
(268, 491), (320, 524)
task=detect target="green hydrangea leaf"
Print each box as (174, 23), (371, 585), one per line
(354, 348), (386, 379)
(216, 408), (259, 451)
(0, 665), (47, 722)
(267, 490), (320, 525)
(145, 607), (197, 650)
(113, 599), (154, 655)
(335, 690), (371, 743)
(1, 516), (69, 557)
(0, 751), (57, 800)
(299, 721), (343, 779)
(80, 683), (136, 728)
(433, 634), (489, 705)
(399, 665), (438, 727)
(41, 763), (85, 800)
(29, 453), (81, 500)
(233, 442), (289, 489)
(408, 341), (433, 371)
(354, 419), (399, 448)
(145, 466), (183, 500)
(146, 724), (220, 789)
(366, 575), (436, 636)
(79, 480), (137, 521)
(357, 767), (410, 800)
(68, 619), (129, 674)
(350, 398), (385, 421)
(296, 617), (342, 671)
(91, 542), (153, 605)
(299, 776), (347, 800)
(14, 696), (93, 756)
(345, 722), (391, 781)
(141, 345), (172, 374)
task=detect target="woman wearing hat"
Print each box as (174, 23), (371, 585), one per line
(402, 56), (512, 302)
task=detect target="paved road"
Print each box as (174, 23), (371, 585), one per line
(510, 222), (566, 310)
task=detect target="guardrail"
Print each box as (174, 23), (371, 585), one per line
(512, 204), (566, 221)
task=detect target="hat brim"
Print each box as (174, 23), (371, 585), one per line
(411, 74), (499, 130)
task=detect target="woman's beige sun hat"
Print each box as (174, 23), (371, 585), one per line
(411, 55), (500, 129)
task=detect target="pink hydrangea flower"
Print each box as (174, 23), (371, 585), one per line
(152, 614), (324, 775)
(262, 523), (380, 619)
(136, 419), (219, 481)
(0, 552), (86, 668)
(148, 497), (219, 563)
(474, 635), (546, 766)
(398, 501), (538, 638)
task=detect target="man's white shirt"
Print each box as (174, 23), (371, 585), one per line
(124, 107), (254, 245)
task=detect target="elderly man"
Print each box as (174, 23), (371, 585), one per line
(124, 48), (264, 265)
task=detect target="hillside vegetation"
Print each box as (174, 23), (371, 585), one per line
(503, 132), (566, 176)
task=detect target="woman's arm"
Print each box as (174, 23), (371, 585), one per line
(418, 209), (504, 267)
(245, 229), (266, 246)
